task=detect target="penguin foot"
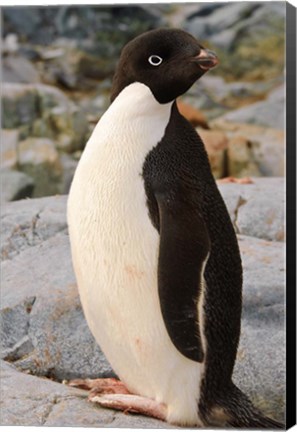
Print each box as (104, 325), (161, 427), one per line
(89, 393), (167, 421)
(67, 377), (131, 396)
(217, 176), (253, 184)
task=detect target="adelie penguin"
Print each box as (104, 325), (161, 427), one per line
(67, 28), (283, 429)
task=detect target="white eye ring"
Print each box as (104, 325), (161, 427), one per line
(148, 55), (163, 66)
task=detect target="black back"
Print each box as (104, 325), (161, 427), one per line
(142, 102), (242, 401)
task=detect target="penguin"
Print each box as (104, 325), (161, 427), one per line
(67, 28), (283, 429)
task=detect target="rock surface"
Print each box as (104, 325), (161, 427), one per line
(216, 88), (285, 129)
(197, 128), (228, 178)
(1, 83), (89, 199)
(219, 177), (285, 241)
(2, 83), (88, 151)
(0, 129), (19, 170)
(1, 179), (285, 426)
(210, 119), (285, 177)
(2, 54), (41, 84)
(0, 361), (167, 428)
(0, 169), (35, 202)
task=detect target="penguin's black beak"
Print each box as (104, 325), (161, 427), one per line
(193, 48), (219, 71)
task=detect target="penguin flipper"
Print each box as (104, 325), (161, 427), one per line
(156, 191), (210, 363)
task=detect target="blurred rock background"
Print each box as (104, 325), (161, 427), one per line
(1, 3), (286, 427)
(1, 2), (285, 201)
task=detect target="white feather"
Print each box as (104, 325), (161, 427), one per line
(67, 82), (205, 426)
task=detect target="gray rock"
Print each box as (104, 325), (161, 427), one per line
(18, 137), (63, 197)
(217, 90), (285, 129)
(2, 83), (40, 129)
(2, 55), (41, 84)
(60, 153), (78, 194)
(1, 360), (167, 427)
(239, 235), (285, 316)
(1, 34), (19, 54)
(1, 228), (113, 381)
(234, 235), (285, 422)
(1, 195), (68, 260)
(209, 27), (238, 51)
(268, 84), (285, 102)
(186, 77), (279, 120)
(0, 297), (36, 361)
(0, 129), (19, 170)
(184, 3), (260, 40)
(2, 83), (88, 152)
(218, 177), (285, 241)
(0, 187), (285, 425)
(1, 168), (35, 202)
(232, 2), (285, 44)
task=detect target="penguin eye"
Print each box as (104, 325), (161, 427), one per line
(148, 55), (163, 66)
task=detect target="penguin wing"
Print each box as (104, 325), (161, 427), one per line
(156, 190), (210, 363)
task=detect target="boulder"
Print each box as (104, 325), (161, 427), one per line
(226, 135), (261, 178)
(2, 55), (41, 84)
(217, 177), (285, 242)
(233, 235), (285, 421)
(40, 45), (115, 90)
(216, 93), (285, 129)
(2, 83), (89, 153)
(1, 228), (113, 381)
(1, 195), (68, 261)
(0, 361), (167, 427)
(197, 128), (228, 178)
(2, 83), (40, 129)
(183, 2), (285, 81)
(184, 3), (260, 41)
(1, 33), (19, 55)
(0, 129), (19, 170)
(18, 137), (63, 197)
(59, 153), (78, 194)
(210, 120), (285, 177)
(0, 169), (35, 202)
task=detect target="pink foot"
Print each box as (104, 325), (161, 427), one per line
(67, 377), (131, 397)
(90, 393), (167, 421)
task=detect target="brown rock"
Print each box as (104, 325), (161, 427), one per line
(18, 137), (63, 197)
(227, 135), (261, 178)
(197, 128), (228, 178)
(209, 119), (284, 177)
(177, 100), (209, 129)
(0, 129), (19, 170)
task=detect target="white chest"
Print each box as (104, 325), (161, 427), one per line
(68, 82), (173, 347)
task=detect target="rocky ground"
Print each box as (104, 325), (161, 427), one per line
(1, 3), (285, 201)
(1, 3), (286, 428)
(1, 178), (285, 427)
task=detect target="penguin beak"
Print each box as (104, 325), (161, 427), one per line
(194, 48), (219, 70)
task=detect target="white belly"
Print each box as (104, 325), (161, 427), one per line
(67, 83), (204, 425)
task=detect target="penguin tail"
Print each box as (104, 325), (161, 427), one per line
(212, 384), (285, 429)
(226, 408), (284, 430)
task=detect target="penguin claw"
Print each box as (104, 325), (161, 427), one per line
(89, 393), (167, 421)
(67, 377), (131, 395)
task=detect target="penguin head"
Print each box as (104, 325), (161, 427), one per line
(111, 28), (218, 104)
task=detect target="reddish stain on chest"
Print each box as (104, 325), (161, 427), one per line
(124, 264), (145, 280)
